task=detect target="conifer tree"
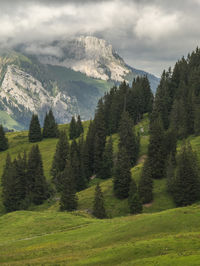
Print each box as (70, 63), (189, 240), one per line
(148, 116), (166, 179)
(113, 146), (131, 199)
(118, 112), (139, 166)
(69, 116), (77, 140)
(60, 160), (78, 211)
(93, 183), (106, 219)
(27, 145), (48, 205)
(83, 121), (95, 179)
(171, 143), (200, 206)
(93, 99), (107, 174)
(70, 139), (87, 191)
(98, 137), (113, 179)
(76, 115), (84, 137)
(0, 125), (8, 151)
(43, 109), (58, 138)
(51, 130), (69, 191)
(138, 160), (153, 204)
(128, 179), (142, 214)
(2, 154), (14, 212)
(28, 114), (42, 142)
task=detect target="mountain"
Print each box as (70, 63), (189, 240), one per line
(23, 36), (159, 91)
(0, 36), (159, 130)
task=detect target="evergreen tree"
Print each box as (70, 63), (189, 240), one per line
(60, 160), (78, 211)
(1, 154), (14, 212)
(0, 125), (8, 151)
(171, 143), (200, 206)
(118, 112), (140, 166)
(83, 121), (95, 179)
(43, 109), (58, 138)
(76, 115), (84, 137)
(128, 179), (142, 214)
(51, 130), (69, 190)
(70, 139), (87, 191)
(27, 145), (48, 205)
(69, 116), (77, 140)
(138, 160), (153, 204)
(148, 116), (166, 179)
(93, 99), (107, 174)
(93, 183), (107, 219)
(113, 146), (131, 199)
(28, 114), (42, 142)
(98, 137), (113, 179)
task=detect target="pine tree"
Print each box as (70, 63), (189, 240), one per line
(51, 130), (69, 191)
(93, 183), (107, 219)
(138, 160), (153, 204)
(171, 143), (200, 207)
(83, 121), (95, 179)
(93, 99), (107, 174)
(60, 160), (78, 211)
(27, 145), (48, 205)
(43, 109), (58, 138)
(2, 154), (14, 212)
(128, 179), (142, 214)
(98, 137), (113, 179)
(70, 139), (87, 191)
(113, 146), (131, 199)
(118, 112), (139, 166)
(148, 116), (166, 179)
(28, 114), (42, 142)
(69, 116), (77, 140)
(76, 115), (84, 137)
(0, 125), (8, 151)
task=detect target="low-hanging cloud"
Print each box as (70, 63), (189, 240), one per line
(0, 0), (200, 76)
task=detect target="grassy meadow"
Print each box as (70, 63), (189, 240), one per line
(0, 115), (200, 264)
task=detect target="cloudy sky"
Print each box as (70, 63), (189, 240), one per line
(0, 0), (200, 76)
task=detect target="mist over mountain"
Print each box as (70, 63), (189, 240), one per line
(0, 36), (159, 130)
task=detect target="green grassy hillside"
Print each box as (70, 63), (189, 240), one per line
(1, 205), (200, 265)
(1, 117), (200, 264)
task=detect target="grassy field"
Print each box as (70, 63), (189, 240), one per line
(1, 205), (200, 265)
(0, 116), (200, 264)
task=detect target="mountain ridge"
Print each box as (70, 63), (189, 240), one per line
(0, 36), (159, 130)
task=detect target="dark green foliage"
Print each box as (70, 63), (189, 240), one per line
(43, 109), (58, 138)
(118, 112), (140, 166)
(93, 99), (107, 174)
(76, 115), (84, 137)
(2, 148), (49, 212)
(51, 130), (69, 191)
(27, 145), (48, 205)
(60, 160), (78, 211)
(148, 116), (166, 179)
(70, 139), (87, 191)
(152, 48), (200, 138)
(98, 137), (113, 179)
(138, 160), (153, 204)
(69, 116), (77, 140)
(2, 153), (29, 212)
(128, 179), (143, 214)
(93, 183), (106, 219)
(83, 121), (95, 179)
(113, 146), (132, 199)
(170, 143), (200, 207)
(0, 125), (8, 151)
(166, 153), (177, 194)
(28, 114), (42, 142)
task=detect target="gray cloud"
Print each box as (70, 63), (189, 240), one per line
(0, 0), (200, 76)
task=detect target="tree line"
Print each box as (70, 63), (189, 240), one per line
(139, 47), (200, 207)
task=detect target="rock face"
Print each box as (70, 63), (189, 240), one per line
(0, 36), (159, 130)
(37, 36), (130, 82)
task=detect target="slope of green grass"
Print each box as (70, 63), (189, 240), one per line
(0, 205), (200, 265)
(0, 111), (22, 131)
